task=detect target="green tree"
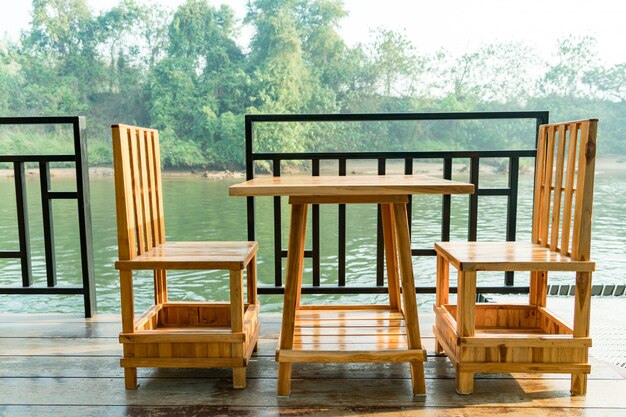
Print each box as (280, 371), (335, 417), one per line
(0, 40), (23, 114)
(539, 36), (598, 98)
(583, 63), (626, 102)
(148, 0), (249, 168)
(23, 0), (104, 102)
(367, 29), (423, 98)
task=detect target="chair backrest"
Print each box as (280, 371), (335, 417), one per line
(531, 119), (598, 261)
(112, 124), (166, 261)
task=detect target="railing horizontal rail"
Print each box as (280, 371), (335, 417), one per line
(246, 111), (546, 122)
(0, 155), (77, 162)
(252, 150), (537, 160)
(0, 287), (86, 295)
(0, 116), (84, 124)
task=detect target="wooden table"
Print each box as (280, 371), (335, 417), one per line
(230, 175), (474, 396)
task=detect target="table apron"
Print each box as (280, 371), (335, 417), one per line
(288, 194), (410, 205)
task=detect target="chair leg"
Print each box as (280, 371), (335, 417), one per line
(153, 269), (168, 305)
(435, 254), (449, 356)
(232, 367), (247, 389)
(571, 271), (592, 396)
(529, 270), (547, 307)
(456, 270), (476, 395)
(571, 373), (587, 395)
(229, 269), (247, 389)
(457, 370), (475, 394)
(246, 255), (258, 305)
(120, 270), (138, 389)
(124, 368), (138, 390)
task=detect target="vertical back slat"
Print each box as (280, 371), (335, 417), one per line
(137, 129), (154, 250)
(560, 122), (579, 255)
(152, 130), (166, 243)
(549, 123), (567, 250)
(571, 120), (597, 261)
(531, 125), (547, 243)
(113, 124), (165, 257)
(128, 127), (146, 254)
(145, 129), (159, 245)
(112, 125), (137, 260)
(539, 125), (556, 247)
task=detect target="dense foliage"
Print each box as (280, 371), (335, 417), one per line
(1, 0), (624, 168)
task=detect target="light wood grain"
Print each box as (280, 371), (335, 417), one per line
(381, 204), (401, 312)
(1, 312), (626, 416)
(433, 118), (599, 396)
(434, 241), (595, 272)
(229, 174), (474, 197)
(111, 124), (260, 390)
(392, 202), (427, 395)
(277, 203), (308, 396)
(115, 241), (259, 271)
(232, 168), (473, 397)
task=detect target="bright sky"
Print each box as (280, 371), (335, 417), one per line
(1, 0), (625, 65)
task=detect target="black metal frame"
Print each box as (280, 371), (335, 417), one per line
(245, 111), (549, 296)
(0, 116), (96, 317)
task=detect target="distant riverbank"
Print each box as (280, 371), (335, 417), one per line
(1, 156), (624, 179)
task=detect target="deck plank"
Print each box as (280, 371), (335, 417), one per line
(0, 355), (620, 380)
(0, 313), (623, 416)
(1, 405), (624, 417)
(2, 376), (626, 408)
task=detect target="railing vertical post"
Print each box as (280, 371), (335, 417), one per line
(245, 116), (255, 241)
(73, 117), (96, 317)
(39, 161), (57, 287)
(14, 161), (32, 288)
(442, 158), (453, 241)
(376, 158), (386, 286)
(312, 159), (320, 287)
(468, 157), (479, 242)
(505, 156), (520, 286)
(273, 160), (282, 287)
(405, 157), (413, 234)
(338, 159), (346, 286)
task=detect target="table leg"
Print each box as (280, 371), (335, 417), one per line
(277, 203), (308, 396)
(392, 203), (426, 396)
(381, 204), (402, 312)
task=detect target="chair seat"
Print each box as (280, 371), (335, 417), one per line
(434, 241), (595, 272)
(116, 241), (258, 271)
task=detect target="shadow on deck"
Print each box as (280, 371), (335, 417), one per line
(0, 312), (625, 416)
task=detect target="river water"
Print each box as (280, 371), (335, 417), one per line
(0, 166), (624, 314)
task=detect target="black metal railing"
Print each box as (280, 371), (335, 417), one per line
(0, 116), (96, 317)
(245, 111), (549, 296)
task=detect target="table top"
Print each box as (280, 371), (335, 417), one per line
(229, 174), (474, 197)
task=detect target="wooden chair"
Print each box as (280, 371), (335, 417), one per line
(112, 124), (259, 390)
(433, 119), (597, 395)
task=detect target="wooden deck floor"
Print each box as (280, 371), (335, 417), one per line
(1, 312), (625, 416)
